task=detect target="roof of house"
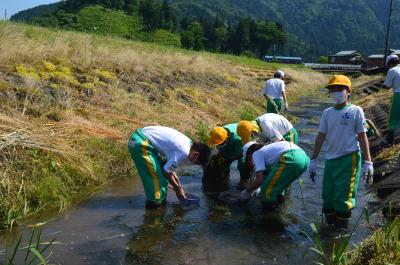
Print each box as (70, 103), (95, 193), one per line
(330, 50), (359, 57)
(368, 54), (385, 59)
(264, 56), (302, 60)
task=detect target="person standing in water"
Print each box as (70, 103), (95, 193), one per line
(128, 126), (211, 208)
(263, 70), (288, 113)
(383, 54), (400, 146)
(308, 75), (373, 229)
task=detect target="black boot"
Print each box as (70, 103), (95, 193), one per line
(335, 211), (351, 230)
(145, 199), (166, 209)
(386, 130), (395, 147)
(323, 208), (336, 225)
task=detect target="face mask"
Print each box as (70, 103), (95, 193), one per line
(331, 91), (347, 104)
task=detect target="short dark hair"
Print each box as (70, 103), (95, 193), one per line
(389, 57), (399, 66)
(246, 143), (264, 157)
(192, 142), (211, 167)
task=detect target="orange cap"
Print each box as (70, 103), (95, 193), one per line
(327, 75), (352, 91)
(237, 121), (260, 144)
(208, 127), (228, 146)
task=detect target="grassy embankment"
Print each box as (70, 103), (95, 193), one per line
(0, 21), (326, 229)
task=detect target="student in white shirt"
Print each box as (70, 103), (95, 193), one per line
(237, 113), (298, 145)
(308, 75), (373, 229)
(383, 54), (400, 146)
(263, 70), (288, 113)
(240, 141), (309, 211)
(128, 126), (211, 208)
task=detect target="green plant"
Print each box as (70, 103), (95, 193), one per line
(240, 104), (258, 121)
(195, 121), (210, 143)
(0, 227), (57, 265)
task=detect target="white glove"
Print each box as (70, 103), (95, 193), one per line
(284, 102), (289, 111)
(252, 188), (261, 198)
(363, 161), (374, 185)
(240, 189), (252, 201)
(309, 159), (317, 182)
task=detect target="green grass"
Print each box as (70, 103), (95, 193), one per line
(0, 138), (131, 229)
(0, 227), (57, 265)
(347, 216), (400, 265)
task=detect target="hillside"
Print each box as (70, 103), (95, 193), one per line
(0, 21), (325, 228)
(11, 0), (396, 60)
(170, 0), (393, 58)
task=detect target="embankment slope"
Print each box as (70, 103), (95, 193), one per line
(0, 22), (325, 228)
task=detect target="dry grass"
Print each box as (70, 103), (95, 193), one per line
(0, 21), (326, 228)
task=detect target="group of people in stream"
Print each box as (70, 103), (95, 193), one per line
(128, 54), (400, 231)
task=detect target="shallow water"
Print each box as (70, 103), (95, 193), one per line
(0, 95), (379, 265)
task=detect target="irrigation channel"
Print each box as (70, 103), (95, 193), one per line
(0, 93), (380, 265)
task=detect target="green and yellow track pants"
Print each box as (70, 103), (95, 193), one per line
(283, 128), (299, 144)
(267, 98), (283, 114)
(128, 130), (168, 203)
(261, 149), (309, 203)
(322, 151), (361, 213)
(388, 92), (400, 130)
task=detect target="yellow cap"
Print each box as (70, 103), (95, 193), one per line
(327, 75), (352, 91)
(237, 121), (260, 144)
(208, 127), (228, 146)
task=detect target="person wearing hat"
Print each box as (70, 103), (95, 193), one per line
(208, 123), (251, 188)
(128, 126), (211, 208)
(308, 75), (373, 229)
(240, 141), (309, 210)
(263, 70), (288, 113)
(237, 113), (298, 145)
(383, 54), (400, 146)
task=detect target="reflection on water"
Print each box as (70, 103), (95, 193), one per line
(0, 95), (379, 265)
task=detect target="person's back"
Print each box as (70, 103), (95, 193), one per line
(141, 126), (191, 171)
(262, 70), (288, 113)
(383, 55), (400, 145)
(384, 65), (400, 93)
(256, 113), (295, 142)
(263, 78), (285, 99)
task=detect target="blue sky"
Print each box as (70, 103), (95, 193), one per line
(0, 0), (59, 19)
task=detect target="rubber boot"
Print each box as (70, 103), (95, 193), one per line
(386, 130), (395, 147)
(262, 201), (279, 212)
(335, 211), (351, 230)
(323, 208), (336, 225)
(145, 199), (166, 209)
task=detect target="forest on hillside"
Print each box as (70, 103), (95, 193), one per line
(11, 0), (285, 59)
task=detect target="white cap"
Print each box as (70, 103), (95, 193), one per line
(386, 54), (399, 65)
(242, 141), (257, 157)
(274, 70), (285, 78)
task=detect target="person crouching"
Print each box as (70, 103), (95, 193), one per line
(128, 126), (211, 208)
(240, 141), (309, 210)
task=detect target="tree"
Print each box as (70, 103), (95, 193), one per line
(228, 19), (250, 55)
(214, 26), (229, 52)
(139, 0), (161, 32)
(124, 0), (138, 15)
(252, 21), (284, 57)
(160, 0), (176, 31)
(181, 22), (205, 50)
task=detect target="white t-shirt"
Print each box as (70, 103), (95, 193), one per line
(252, 141), (301, 172)
(318, 104), (367, 160)
(141, 126), (191, 173)
(384, 66), (400, 93)
(263, 78), (285, 99)
(257, 113), (293, 141)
